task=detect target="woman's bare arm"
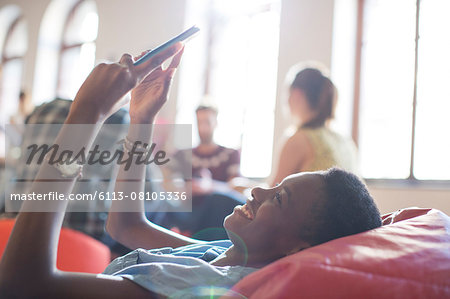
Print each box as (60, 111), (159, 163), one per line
(0, 43), (182, 298)
(271, 130), (312, 186)
(106, 48), (204, 250)
(106, 127), (204, 250)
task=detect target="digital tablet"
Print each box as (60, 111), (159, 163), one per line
(133, 25), (200, 66)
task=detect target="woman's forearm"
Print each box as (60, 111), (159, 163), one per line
(0, 109), (103, 283)
(107, 124), (203, 249)
(0, 44), (184, 298)
(107, 125), (152, 240)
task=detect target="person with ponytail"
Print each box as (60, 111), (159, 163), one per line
(271, 66), (359, 186)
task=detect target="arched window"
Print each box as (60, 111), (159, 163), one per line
(0, 5), (27, 126)
(57, 0), (98, 99)
(0, 5), (27, 159)
(33, 0), (98, 104)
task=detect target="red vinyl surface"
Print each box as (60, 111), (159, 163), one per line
(0, 218), (110, 274)
(228, 208), (450, 299)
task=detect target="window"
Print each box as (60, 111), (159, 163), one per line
(0, 6), (27, 127)
(334, 0), (450, 181)
(0, 5), (27, 158)
(177, 0), (281, 177)
(57, 0), (98, 99)
(358, 0), (416, 179)
(33, 0), (98, 104)
(413, 0), (450, 180)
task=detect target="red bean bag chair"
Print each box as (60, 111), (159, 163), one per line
(0, 218), (110, 273)
(227, 208), (450, 299)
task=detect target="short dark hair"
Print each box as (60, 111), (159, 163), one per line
(301, 168), (382, 246)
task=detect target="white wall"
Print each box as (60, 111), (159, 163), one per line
(370, 186), (450, 215)
(1, 0), (449, 215)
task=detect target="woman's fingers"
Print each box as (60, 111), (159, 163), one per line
(134, 50), (151, 61)
(134, 42), (183, 80)
(168, 46), (184, 69)
(164, 68), (177, 89)
(119, 53), (134, 68)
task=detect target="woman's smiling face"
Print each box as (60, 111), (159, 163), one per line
(224, 172), (325, 262)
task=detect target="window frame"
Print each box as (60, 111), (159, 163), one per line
(0, 13), (26, 123)
(0, 12), (26, 162)
(56, 0), (97, 96)
(352, 0), (450, 187)
(1, 15), (25, 64)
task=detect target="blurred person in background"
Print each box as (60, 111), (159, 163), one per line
(270, 65), (359, 186)
(164, 103), (246, 240)
(231, 64), (359, 194)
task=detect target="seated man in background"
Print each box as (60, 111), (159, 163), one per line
(0, 44), (382, 298)
(164, 104), (246, 240)
(173, 104), (241, 193)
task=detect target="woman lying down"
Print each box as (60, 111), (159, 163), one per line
(0, 43), (382, 298)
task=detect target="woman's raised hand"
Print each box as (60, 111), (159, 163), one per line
(68, 43), (183, 124)
(129, 46), (184, 124)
